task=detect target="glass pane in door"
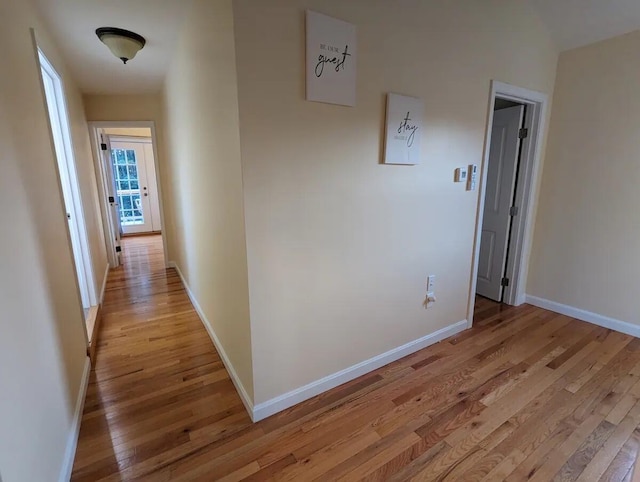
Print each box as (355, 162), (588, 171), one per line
(111, 148), (144, 225)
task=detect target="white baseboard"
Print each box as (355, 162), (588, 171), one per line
(168, 261), (255, 420)
(99, 264), (109, 304)
(169, 261), (468, 423)
(59, 356), (91, 482)
(252, 319), (468, 422)
(525, 295), (640, 338)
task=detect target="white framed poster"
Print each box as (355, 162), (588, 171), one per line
(305, 10), (357, 107)
(384, 93), (424, 165)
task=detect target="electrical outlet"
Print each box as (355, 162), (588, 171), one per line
(425, 291), (436, 308)
(427, 275), (435, 292)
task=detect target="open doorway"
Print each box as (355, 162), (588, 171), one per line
(38, 49), (97, 337)
(476, 99), (526, 302)
(88, 122), (167, 269)
(468, 81), (549, 324)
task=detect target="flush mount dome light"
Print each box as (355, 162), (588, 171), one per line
(95, 27), (146, 64)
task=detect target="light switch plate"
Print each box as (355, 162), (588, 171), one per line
(466, 164), (478, 191)
(454, 167), (468, 183)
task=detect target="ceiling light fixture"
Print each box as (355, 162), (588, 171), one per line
(95, 27), (146, 64)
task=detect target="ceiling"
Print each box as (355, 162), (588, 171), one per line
(34, 1), (640, 95)
(529, 0), (640, 51)
(34, 0), (192, 95)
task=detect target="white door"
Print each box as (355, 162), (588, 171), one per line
(110, 140), (155, 235)
(476, 105), (524, 302)
(40, 51), (96, 312)
(99, 132), (121, 266)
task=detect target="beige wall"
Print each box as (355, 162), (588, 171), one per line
(233, 0), (558, 404)
(84, 94), (162, 122)
(103, 127), (151, 138)
(0, 0), (95, 480)
(528, 31), (640, 325)
(162, 0), (254, 400)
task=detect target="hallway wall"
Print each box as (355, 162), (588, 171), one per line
(102, 127), (151, 138)
(0, 0), (96, 480)
(232, 0), (558, 405)
(161, 0), (254, 401)
(84, 94), (162, 122)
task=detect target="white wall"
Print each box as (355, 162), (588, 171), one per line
(528, 30), (640, 325)
(0, 0), (94, 479)
(232, 0), (558, 404)
(162, 0), (254, 400)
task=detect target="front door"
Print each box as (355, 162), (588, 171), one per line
(476, 105), (524, 302)
(110, 141), (153, 234)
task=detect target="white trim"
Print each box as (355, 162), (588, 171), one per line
(168, 261), (255, 419)
(525, 295), (640, 338)
(59, 356), (91, 482)
(99, 264), (109, 303)
(88, 121), (169, 268)
(37, 46), (98, 311)
(467, 80), (549, 325)
(171, 258), (467, 422)
(252, 319), (468, 422)
(88, 128), (119, 268)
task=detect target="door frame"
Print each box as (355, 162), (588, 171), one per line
(37, 48), (98, 311)
(467, 80), (549, 326)
(88, 121), (169, 268)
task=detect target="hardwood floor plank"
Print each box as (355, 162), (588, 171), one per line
(553, 419), (617, 481)
(505, 422), (574, 481)
(527, 412), (606, 482)
(599, 428), (640, 482)
(578, 401), (640, 481)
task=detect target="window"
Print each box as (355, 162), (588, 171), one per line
(111, 148), (144, 225)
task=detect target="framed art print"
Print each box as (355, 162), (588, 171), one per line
(384, 93), (423, 165)
(306, 10), (357, 107)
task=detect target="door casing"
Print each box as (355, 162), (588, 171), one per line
(88, 121), (168, 268)
(467, 81), (549, 327)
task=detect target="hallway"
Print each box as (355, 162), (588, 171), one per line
(71, 236), (252, 480)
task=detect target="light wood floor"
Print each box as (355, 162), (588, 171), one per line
(72, 235), (640, 481)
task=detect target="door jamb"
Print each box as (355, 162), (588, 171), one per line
(88, 121), (169, 268)
(88, 126), (118, 267)
(467, 80), (549, 327)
